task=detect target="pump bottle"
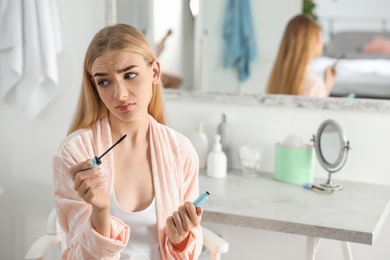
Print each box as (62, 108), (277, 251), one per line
(207, 135), (227, 178)
(190, 122), (209, 169)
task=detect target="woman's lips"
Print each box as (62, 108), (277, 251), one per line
(115, 103), (135, 112)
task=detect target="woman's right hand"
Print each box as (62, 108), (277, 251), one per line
(69, 159), (110, 211)
(70, 160), (112, 237)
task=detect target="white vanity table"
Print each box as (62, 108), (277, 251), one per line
(199, 171), (390, 260)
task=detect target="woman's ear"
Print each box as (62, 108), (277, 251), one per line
(151, 60), (161, 84)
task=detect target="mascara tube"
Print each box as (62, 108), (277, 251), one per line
(303, 183), (333, 194)
(193, 191), (210, 207)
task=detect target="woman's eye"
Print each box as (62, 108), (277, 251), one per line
(97, 80), (109, 87)
(124, 73), (137, 79)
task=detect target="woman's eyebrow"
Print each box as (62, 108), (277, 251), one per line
(118, 65), (138, 74)
(93, 65), (138, 77)
(93, 72), (107, 77)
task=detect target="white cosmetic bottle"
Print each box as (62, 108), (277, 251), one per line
(207, 135), (227, 178)
(190, 122), (209, 169)
(217, 113), (231, 169)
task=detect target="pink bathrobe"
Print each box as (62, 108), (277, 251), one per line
(53, 115), (203, 259)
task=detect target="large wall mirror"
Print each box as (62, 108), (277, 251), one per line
(108, 0), (390, 113)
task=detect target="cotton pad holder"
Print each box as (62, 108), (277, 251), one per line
(274, 143), (315, 185)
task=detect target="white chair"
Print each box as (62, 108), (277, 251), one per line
(25, 208), (228, 260)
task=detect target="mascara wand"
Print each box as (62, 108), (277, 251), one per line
(332, 53), (345, 69)
(90, 134), (127, 168)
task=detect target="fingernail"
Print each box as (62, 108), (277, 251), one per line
(86, 160), (93, 166)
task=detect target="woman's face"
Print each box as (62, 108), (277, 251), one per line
(90, 50), (160, 122)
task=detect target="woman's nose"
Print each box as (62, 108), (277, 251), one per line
(113, 82), (128, 100)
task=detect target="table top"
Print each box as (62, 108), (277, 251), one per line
(199, 171), (390, 245)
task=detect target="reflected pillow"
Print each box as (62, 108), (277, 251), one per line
(361, 36), (390, 54)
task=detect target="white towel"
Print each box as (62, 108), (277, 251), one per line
(0, 0), (62, 120)
(0, 0), (23, 99)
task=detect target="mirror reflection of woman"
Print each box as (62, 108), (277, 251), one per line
(53, 24), (203, 259)
(266, 14), (337, 97)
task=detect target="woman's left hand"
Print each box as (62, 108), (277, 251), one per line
(324, 66), (337, 94)
(166, 201), (203, 251)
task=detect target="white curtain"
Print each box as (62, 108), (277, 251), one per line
(0, 0), (62, 120)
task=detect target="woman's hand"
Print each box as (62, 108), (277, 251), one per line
(166, 202), (203, 251)
(324, 66), (337, 95)
(70, 159), (110, 211)
(69, 159), (111, 237)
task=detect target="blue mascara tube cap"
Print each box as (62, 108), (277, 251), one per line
(193, 191), (210, 207)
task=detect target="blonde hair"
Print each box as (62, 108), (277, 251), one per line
(266, 14), (320, 95)
(68, 24), (166, 135)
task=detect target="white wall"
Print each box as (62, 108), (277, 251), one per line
(0, 0), (390, 259)
(316, 0), (390, 19)
(165, 100), (390, 185)
(315, 0), (390, 43)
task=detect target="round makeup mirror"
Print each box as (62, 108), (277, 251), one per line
(312, 120), (351, 191)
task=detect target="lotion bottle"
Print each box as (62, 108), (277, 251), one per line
(217, 113), (231, 169)
(207, 135), (227, 178)
(190, 122), (209, 169)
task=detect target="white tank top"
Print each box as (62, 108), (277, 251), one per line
(110, 192), (160, 259)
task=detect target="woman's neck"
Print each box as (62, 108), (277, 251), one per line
(108, 113), (150, 145)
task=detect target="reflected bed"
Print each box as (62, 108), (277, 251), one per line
(311, 56), (390, 99)
(310, 31), (390, 99)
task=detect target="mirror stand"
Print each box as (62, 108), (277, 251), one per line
(321, 171), (343, 191)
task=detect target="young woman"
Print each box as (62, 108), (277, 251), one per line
(53, 24), (203, 259)
(266, 14), (337, 97)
